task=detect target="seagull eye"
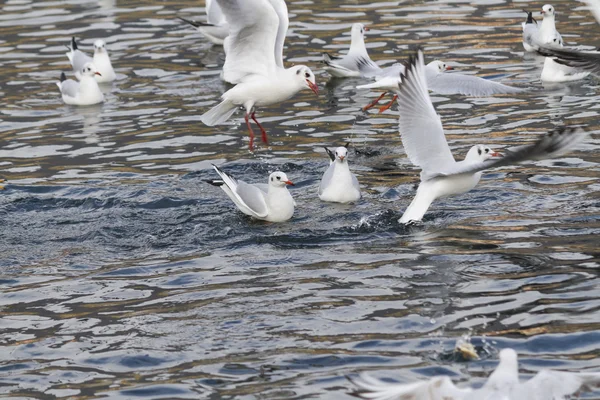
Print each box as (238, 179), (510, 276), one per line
(304, 72), (310, 78)
(485, 148), (489, 153)
(276, 176), (281, 180)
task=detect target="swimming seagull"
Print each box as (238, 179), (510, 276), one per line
(350, 348), (600, 400)
(395, 48), (587, 224)
(522, 10), (539, 52)
(56, 63), (104, 106)
(358, 60), (524, 113)
(319, 143), (361, 203)
(66, 37), (116, 83)
(206, 165), (295, 222)
(200, 0), (318, 150)
(178, 0), (229, 45)
(322, 23), (380, 78)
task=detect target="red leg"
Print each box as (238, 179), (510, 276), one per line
(363, 92), (387, 111)
(245, 113), (256, 150)
(251, 112), (268, 144)
(378, 94), (398, 113)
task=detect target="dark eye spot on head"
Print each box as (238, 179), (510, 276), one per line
(271, 177), (273, 181)
(276, 176), (281, 180)
(296, 69), (301, 75)
(553, 38), (557, 42)
(478, 148), (482, 156)
(485, 148), (489, 153)
(305, 72), (310, 78)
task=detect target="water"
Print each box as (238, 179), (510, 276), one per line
(1, 0), (600, 398)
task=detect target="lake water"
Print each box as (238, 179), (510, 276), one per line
(1, 0), (599, 398)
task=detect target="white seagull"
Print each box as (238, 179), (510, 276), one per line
(322, 23), (380, 78)
(395, 49), (587, 224)
(319, 143), (361, 203)
(351, 348), (600, 400)
(66, 37), (116, 83)
(200, 0), (318, 150)
(522, 10), (539, 52)
(56, 63), (104, 106)
(178, 0), (229, 46)
(207, 165), (295, 222)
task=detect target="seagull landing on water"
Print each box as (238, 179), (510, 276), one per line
(56, 63), (104, 106)
(319, 143), (361, 203)
(178, 0), (229, 45)
(199, 0), (318, 150)
(66, 37), (116, 83)
(207, 165), (295, 222)
(350, 348), (600, 400)
(394, 48), (587, 224)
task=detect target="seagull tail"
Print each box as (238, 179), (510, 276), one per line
(200, 99), (238, 126)
(71, 37), (78, 51)
(57, 72), (66, 90)
(399, 183), (436, 224)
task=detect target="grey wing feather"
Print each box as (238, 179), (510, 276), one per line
(427, 73), (524, 97)
(351, 173), (360, 191)
(60, 79), (79, 98)
(71, 50), (93, 73)
(319, 163), (335, 196)
(519, 370), (600, 398)
(236, 182), (269, 217)
(433, 126), (588, 178)
(350, 374), (472, 400)
(536, 46), (600, 77)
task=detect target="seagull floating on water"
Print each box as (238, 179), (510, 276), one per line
(200, 0), (318, 150)
(178, 0), (229, 45)
(319, 143), (361, 203)
(207, 165), (295, 222)
(66, 37), (116, 83)
(350, 348), (600, 400)
(395, 49), (587, 224)
(322, 23), (378, 78)
(56, 63), (104, 106)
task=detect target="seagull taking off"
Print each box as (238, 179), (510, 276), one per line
(350, 348), (600, 400)
(66, 37), (116, 83)
(207, 165), (295, 222)
(178, 0), (229, 45)
(395, 48), (587, 224)
(199, 0), (318, 150)
(319, 143), (361, 203)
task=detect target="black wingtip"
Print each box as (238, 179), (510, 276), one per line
(344, 142), (350, 149)
(60, 72), (67, 82)
(398, 46), (423, 85)
(523, 10), (537, 24)
(178, 16), (212, 28)
(324, 147), (335, 162)
(71, 37), (78, 50)
(205, 179), (224, 187)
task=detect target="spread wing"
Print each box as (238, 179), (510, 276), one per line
(396, 48), (456, 174)
(350, 374), (472, 400)
(536, 46), (600, 77)
(517, 370), (600, 399)
(431, 126), (588, 178)
(583, 0), (600, 24)
(268, 0), (288, 69)
(426, 72), (524, 97)
(206, 0), (226, 25)
(217, 0), (280, 83)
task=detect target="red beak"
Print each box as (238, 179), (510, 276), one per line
(446, 66), (453, 71)
(491, 151), (502, 157)
(339, 156), (345, 162)
(364, 26), (370, 31)
(285, 180), (294, 186)
(307, 80), (319, 96)
(95, 72), (102, 76)
(540, 10), (545, 14)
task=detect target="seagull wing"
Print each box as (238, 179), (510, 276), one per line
(212, 165), (269, 218)
(427, 72), (524, 97)
(536, 46), (600, 77)
(59, 79), (79, 98)
(517, 370), (600, 399)
(206, 0), (226, 25)
(217, 0), (281, 83)
(350, 374), (472, 400)
(396, 48), (456, 174)
(71, 50), (93, 75)
(319, 163), (335, 196)
(583, 0), (600, 24)
(268, 0), (288, 69)
(431, 126), (588, 178)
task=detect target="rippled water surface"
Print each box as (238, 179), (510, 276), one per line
(1, 0), (600, 398)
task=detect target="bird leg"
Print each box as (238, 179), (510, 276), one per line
(378, 94), (398, 113)
(363, 92), (387, 111)
(244, 112), (256, 150)
(250, 111), (268, 144)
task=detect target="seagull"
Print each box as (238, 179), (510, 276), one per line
(522, 10), (539, 52)
(350, 348), (600, 400)
(66, 37), (116, 83)
(322, 23), (380, 78)
(319, 143), (361, 203)
(357, 60), (523, 113)
(200, 0), (318, 150)
(178, 0), (229, 45)
(206, 165), (295, 222)
(56, 63), (104, 106)
(395, 49), (587, 224)
(535, 0), (600, 77)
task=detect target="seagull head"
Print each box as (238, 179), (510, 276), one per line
(466, 145), (502, 162)
(81, 62), (101, 77)
(269, 171), (294, 188)
(351, 23), (369, 40)
(428, 60), (453, 73)
(93, 39), (107, 53)
(293, 65), (318, 96)
(541, 4), (556, 17)
(334, 146), (349, 163)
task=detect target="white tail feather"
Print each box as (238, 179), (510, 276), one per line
(200, 99), (238, 126)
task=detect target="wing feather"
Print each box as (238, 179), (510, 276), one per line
(536, 46), (600, 77)
(426, 73), (524, 97)
(350, 374), (471, 400)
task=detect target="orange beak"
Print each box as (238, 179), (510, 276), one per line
(339, 156), (345, 162)
(95, 72), (102, 76)
(307, 80), (319, 95)
(285, 180), (294, 186)
(446, 66), (453, 71)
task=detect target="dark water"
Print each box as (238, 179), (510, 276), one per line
(1, 0), (600, 398)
